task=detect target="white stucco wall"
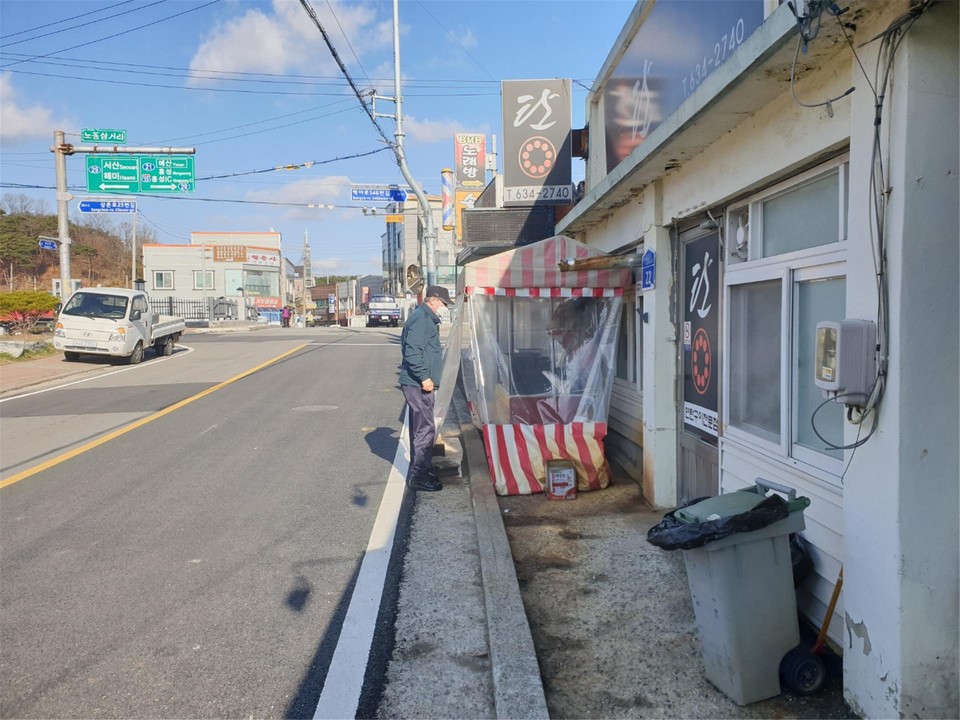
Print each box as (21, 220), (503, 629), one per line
(841, 3), (959, 717)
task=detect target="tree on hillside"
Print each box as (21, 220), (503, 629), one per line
(0, 194), (50, 216)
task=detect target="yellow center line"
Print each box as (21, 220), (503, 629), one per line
(0, 343), (309, 490)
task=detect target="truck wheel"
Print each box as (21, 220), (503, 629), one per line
(392, 320), (399, 327)
(127, 341), (144, 365)
(155, 336), (174, 356)
(64, 351), (80, 362)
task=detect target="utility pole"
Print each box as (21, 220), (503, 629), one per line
(53, 130), (72, 296)
(391, 0), (436, 288)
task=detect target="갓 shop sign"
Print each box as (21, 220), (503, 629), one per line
(501, 79), (573, 206)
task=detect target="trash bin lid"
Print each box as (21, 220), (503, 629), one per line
(674, 489), (765, 524)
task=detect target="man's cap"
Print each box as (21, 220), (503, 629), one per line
(425, 285), (451, 306)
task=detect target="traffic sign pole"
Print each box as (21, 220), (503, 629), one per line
(51, 130), (196, 294)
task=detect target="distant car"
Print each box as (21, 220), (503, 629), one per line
(366, 295), (401, 327)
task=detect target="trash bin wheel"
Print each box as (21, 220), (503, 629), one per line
(780, 647), (826, 696)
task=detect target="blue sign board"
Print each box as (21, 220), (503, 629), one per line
(641, 248), (656, 290)
(351, 187), (407, 203)
(79, 200), (137, 214)
(38, 239), (58, 251)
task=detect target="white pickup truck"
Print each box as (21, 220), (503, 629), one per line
(54, 288), (185, 364)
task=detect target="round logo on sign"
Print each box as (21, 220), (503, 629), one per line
(692, 327), (711, 395)
(518, 136), (556, 179)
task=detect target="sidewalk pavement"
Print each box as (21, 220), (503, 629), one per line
(2, 342), (850, 719)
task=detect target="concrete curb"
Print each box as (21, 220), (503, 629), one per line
(452, 389), (550, 720)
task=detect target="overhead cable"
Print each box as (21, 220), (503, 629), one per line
(0, 0), (137, 41)
(297, 0), (393, 147)
(1, 0), (168, 48)
(0, 0), (223, 71)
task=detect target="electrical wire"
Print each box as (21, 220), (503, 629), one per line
(324, 0), (373, 90)
(146, 98), (357, 145)
(196, 147), (391, 180)
(0, 52), (504, 87)
(298, 0), (393, 148)
(1, 1), (168, 48)
(413, 0), (497, 81)
(0, 0), (223, 71)
(0, 0), (137, 41)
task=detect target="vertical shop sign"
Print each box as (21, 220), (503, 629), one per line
(454, 133), (486, 190)
(501, 79), (572, 206)
(683, 233), (720, 437)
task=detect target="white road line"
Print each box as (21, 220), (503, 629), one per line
(0, 345), (194, 403)
(306, 342), (399, 347)
(313, 409), (409, 720)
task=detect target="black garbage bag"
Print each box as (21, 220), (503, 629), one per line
(646, 493), (789, 551)
(790, 533), (814, 587)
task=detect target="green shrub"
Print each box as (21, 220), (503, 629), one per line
(0, 290), (59, 335)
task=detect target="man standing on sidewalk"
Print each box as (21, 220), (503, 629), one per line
(399, 285), (450, 492)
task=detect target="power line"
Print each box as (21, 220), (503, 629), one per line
(298, 0), (393, 147)
(2, 1), (168, 48)
(324, 0), (373, 89)
(197, 147), (392, 180)
(413, 1), (497, 81)
(190, 106), (361, 146)
(1, 66), (499, 98)
(0, 0), (223, 71)
(0, 51), (504, 86)
(147, 98), (357, 145)
(0, 0), (137, 41)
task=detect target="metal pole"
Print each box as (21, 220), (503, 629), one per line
(201, 244), (208, 320)
(131, 212), (138, 289)
(53, 130), (72, 296)
(392, 0), (436, 287)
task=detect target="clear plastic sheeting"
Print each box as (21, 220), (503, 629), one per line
(462, 294), (623, 427)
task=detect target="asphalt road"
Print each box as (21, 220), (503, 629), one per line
(0, 327), (407, 718)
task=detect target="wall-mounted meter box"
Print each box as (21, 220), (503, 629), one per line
(815, 319), (877, 405)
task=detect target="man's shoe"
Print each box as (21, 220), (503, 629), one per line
(408, 477), (442, 492)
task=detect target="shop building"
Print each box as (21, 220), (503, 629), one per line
(142, 231), (283, 312)
(556, 1), (957, 716)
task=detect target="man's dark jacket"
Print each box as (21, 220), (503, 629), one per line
(399, 303), (443, 388)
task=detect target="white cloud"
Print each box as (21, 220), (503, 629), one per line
(404, 116), (490, 144)
(245, 175), (351, 220)
(0, 72), (67, 142)
(188, 0), (390, 84)
(455, 28), (477, 49)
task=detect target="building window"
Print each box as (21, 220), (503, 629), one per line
(153, 271), (173, 290)
(724, 157), (848, 478)
(193, 270), (214, 290)
(615, 293), (641, 389)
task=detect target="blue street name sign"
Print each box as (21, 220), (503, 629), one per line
(78, 200), (138, 213)
(351, 187), (408, 203)
(641, 248), (656, 291)
(39, 239), (58, 251)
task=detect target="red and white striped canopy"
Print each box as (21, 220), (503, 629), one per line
(458, 235), (632, 294)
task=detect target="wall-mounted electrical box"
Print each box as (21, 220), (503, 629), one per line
(814, 319), (877, 405)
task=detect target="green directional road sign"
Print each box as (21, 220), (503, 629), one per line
(139, 156), (195, 193)
(86, 156), (139, 193)
(85, 155), (195, 194)
(81, 128), (127, 143)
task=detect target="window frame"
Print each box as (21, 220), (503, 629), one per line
(153, 270), (174, 290)
(193, 269), (215, 291)
(722, 156), (849, 485)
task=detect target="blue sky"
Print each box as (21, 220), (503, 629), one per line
(1, 0), (633, 276)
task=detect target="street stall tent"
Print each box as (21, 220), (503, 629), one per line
(457, 235), (633, 495)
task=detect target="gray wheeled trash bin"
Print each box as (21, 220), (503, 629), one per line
(678, 478), (810, 705)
